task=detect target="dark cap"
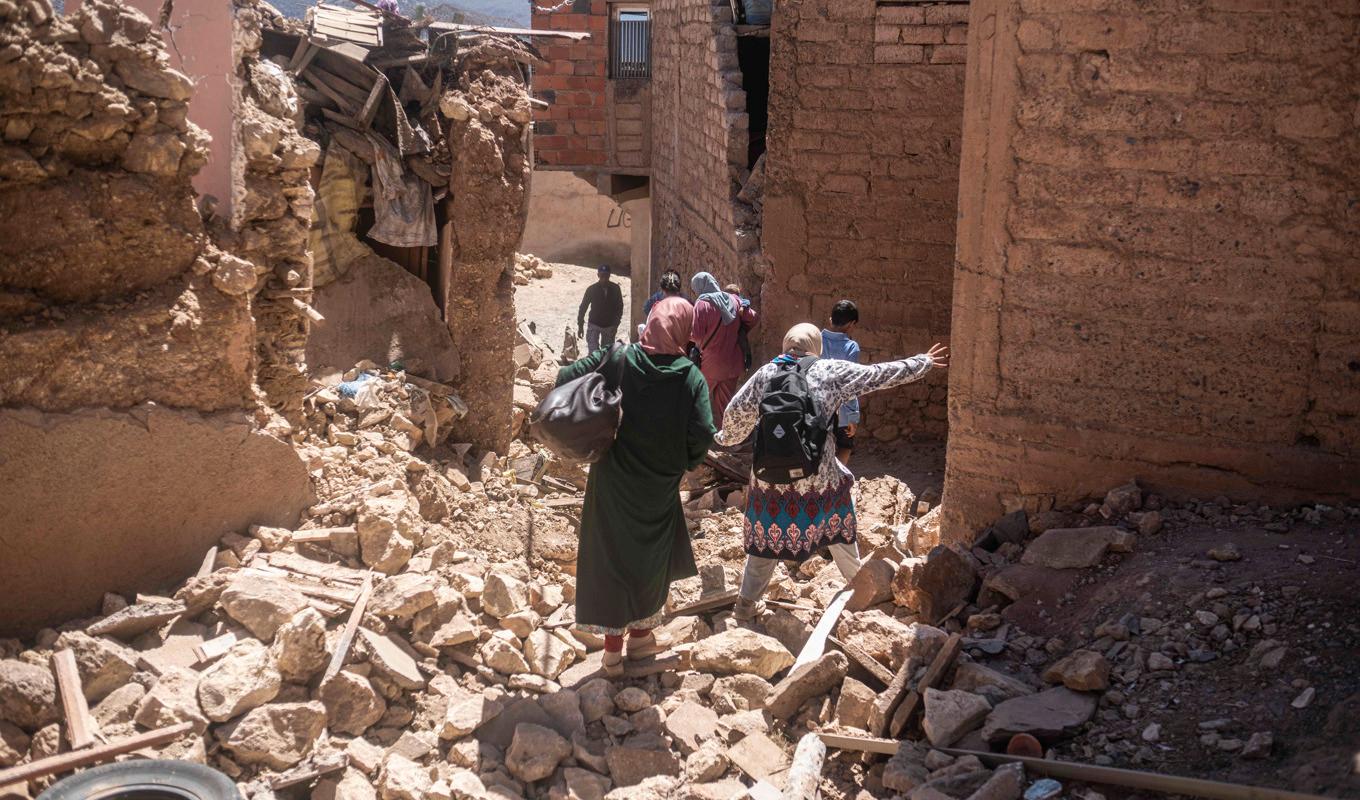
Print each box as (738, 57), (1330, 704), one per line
(597, 265), (611, 275)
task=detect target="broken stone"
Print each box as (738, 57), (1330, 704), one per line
(686, 739), (729, 783)
(198, 639), (282, 722)
(1042, 650), (1110, 691)
(0, 721), (29, 768)
(501, 609), (541, 639)
(664, 700), (718, 755)
(481, 632), (531, 676)
(922, 688), (991, 748)
(766, 651), (848, 719)
(86, 600), (186, 640)
(220, 576), (309, 642)
(883, 742), (930, 793)
(0, 659), (58, 731)
(134, 666), (208, 734)
(524, 629), (576, 679)
(835, 676), (876, 730)
(92, 683), (145, 730)
(1021, 527), (1133, 569)
(315, 767), (379, 800)
(482, 573), (531, 620)
(762, 608), (815, 655)
(710, 674), (773, 714)
(428, 614), (478, 649)
(893, 547), (979, 621)
(606, 744), (682, 787)
(271, 608), (329, 683)
(440, 687), (503, 740)
(579, 678), (616, 723)
(1147, 652), (1177, 672)
(951, 663), (1034, 702)
(54, 631), (137, 702)
(378, 753), (432, 800)
(369, 574), (438, 620)
(1241, 731), (1273, 759)
(358, 629), (426, 690)
(980, 687), (1097, 745)
(966, 762), (1024, 800)
(837, 612), (947, 670)
(846, 558), (896, 612)
(357, 494), (417, 574)
(1208, 543), (1242, 562)
(1103, 482), (1142, 516)
(319, 671), (386, 736)
(220, 701), (327, 770)
(689, 628), (794, 679)
(505, 723), (571, 783)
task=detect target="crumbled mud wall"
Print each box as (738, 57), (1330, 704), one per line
(649, 0), (762, 295)
(944, 0), (1360, 540)
(0, 0), (309, 635)
(224, 0), (319, 422)
(761, 0), (965, 442)
(443, 45), (534, 453)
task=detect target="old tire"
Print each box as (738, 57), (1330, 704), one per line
(37, 760), (242, 800)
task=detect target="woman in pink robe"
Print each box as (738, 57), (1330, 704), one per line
(691, 272), (758, 421)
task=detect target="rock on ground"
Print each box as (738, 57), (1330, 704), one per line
(197, 639), (282, 722)
(1042, 649), (1110, 691)
(835, 676), (876, 730)
(54, 631), (137, 702)
(837, 612), (946, 670)
(378, 753), (431, 800)
(689, 629), (794, 679)
(605, 744), (682, 787)
(0, 659), (59, 731)
(505, 722), (571, 782)
(980, 687), (1097, 745)
(766, 651), (848, 719)
(134, 666), (208, 734)
(1020, 527), (1134, 569)
(220, 701), (327, 770)
(271, 607), (329, 683)
(219, 575), (309, 641)
(319, 671), (386, 736)
(921, 687), (991, 747)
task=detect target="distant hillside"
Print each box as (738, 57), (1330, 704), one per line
(268, 0), (529, 26)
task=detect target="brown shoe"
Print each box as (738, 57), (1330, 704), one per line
(626, 632), (664, 661)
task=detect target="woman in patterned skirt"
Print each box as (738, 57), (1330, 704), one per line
(714, 323), (948, 621)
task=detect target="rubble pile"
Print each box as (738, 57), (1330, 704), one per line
(514, 253), (555, 285)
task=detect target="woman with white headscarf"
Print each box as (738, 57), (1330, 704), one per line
(716, 323), (948, 621)
(690, 271), (758, 422)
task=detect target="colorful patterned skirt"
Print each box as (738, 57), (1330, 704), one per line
(742, 474), (857, 561)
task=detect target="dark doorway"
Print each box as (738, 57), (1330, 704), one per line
(737, 35), (770, 168)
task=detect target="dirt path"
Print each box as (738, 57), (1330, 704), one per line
(515, 262), (632, 358)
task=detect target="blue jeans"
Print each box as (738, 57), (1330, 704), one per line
(586, 323), (618, 353)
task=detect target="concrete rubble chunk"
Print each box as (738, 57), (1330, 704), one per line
(922, 687), (992, 747)
(197, 639), (282, 722)
(964, 762), (1024, 800)
(524, 628), (577, 679)
(319, 671), (386, 736)
(357, 493), (418, 574)
(440, 687), (504, 740)
(92, 683), (146, 730)
(369, 573), (438, 619)
(271, 607), (329, 683)
(0, 659), (59, 731)
(86, 600), (186, 640)
(664, 700), (719, 755)
(220, 575), (309, 642)
(689, 628), (795, 679)
(378, 753), (432, 800)
(561, 767), (612, 800)
(893, 546), (980, 621)
(221, 701), (327, 770)
(686, 739), (729, 783)
(506, 722), (572, 783)
(1020, 527), (1133, 570)
(837, 611), (947, 670)
(951, 662), (1035, 701)
(482, 572), (531, 620)
(134, 666), (208, 734)
(883, 741), (930, 793)
(481, 632), (531, 675)
(0, 721), (30, 768)
(54, 630), (138, 702)
(766, 651), (849, 719)
(1042, 649), (1110, 691)
(579, 677), (616, 723)
(835, 676), (876, 730)
(980, 687), (1097, 744)
(358, 628), (427, 690)
(605, 743), (682, 788)
(846, 558), (896, 612)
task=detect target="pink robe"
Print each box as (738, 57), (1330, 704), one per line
(692, 293), (757, 420)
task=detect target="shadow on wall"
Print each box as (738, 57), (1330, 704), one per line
(520, 170), (632, 269)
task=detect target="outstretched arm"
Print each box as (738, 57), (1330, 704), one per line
(714, 367), (766, 446)
(818, 344), (948, 415)
(555, 347), (607, 387)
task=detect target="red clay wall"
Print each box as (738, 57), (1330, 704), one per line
(761, 0), (967, 442)
(944, 0), (1360, 539)
(531, 1), (649, 171)
(649, 0), (757, 290)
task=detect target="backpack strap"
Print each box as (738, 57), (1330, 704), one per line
(596, 342), (628, 391)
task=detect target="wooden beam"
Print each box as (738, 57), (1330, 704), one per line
(817, 732), (899, 756)
(782, 733), (826, 800)
(828, 636), (895, 688)
(0, 723), (193, 786)
(703, 452), (748, 483)
(665, 588), (738, 619)
(792, 587), (850, 672)
(426, 21), (591, 40)
(358, 72), (388, 129)
(890, 632), (963, 738)
(868, 656), (918, 737)
(304, 71), (361, 115)
(50, 650), (95, 750)
(940, 749), (1336, 800)
(322, 573), (373, 683)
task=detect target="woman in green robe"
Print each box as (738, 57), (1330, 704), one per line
(556, 296), (715, 676)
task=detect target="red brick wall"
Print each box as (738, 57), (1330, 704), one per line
(761, 0), (968, 442)
(944, 0), (1360, 540)
(648, 0), (759, 290)
(532, 1), (651, 171)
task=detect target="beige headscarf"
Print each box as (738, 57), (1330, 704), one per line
(782, 323), (823, 357)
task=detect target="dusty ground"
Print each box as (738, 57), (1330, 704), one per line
(516, 261), (633, 358)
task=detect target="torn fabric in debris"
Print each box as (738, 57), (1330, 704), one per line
(366, 132), (437, 248)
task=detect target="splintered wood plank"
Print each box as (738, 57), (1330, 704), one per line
(890, 632), (963, 738)
(817, 732), (899, 756)
(664, 588), (738, 619)
(792, 587), (851, 672)
(358, 72), (388, 129)
(829, 636), (895, 688)
(0, 723), (192, 786)
(50, 650), (95, 749)
(322, 573), (374, 683)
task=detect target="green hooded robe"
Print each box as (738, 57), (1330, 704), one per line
(556, 344), (716, 631)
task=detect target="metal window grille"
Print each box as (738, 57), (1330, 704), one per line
(610, 14), (651, 79)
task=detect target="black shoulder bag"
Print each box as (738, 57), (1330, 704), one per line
(529, 344), (628, 463)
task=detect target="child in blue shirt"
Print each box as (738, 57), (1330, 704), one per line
(821, 300), (861, 465)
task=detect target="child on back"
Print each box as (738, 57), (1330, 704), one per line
(821, 300), (861, 465)
(725, 284), (754, 370)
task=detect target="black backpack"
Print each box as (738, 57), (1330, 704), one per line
(752, 357), (831, 484)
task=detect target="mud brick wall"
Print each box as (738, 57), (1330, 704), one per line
(649, 0), (759, 294)
(943, 0), (1360, 540)
(532, 1), (652, 170)
(760, 0), (967, 442)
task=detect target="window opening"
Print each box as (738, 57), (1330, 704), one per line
(610, 8), (651, 79)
